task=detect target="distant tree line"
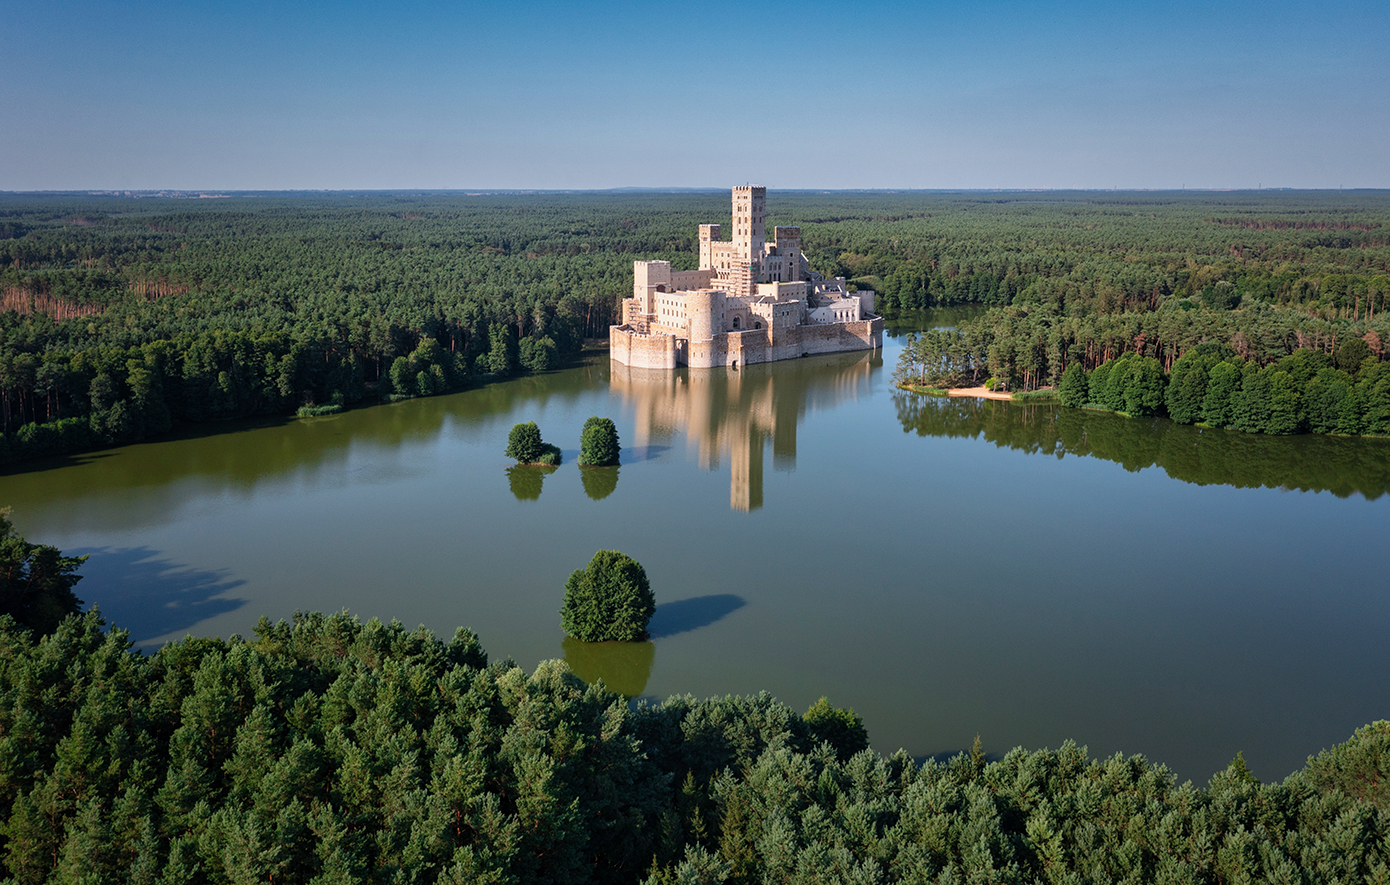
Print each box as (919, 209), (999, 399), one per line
(4, 190), (1390, 462)
(0, 608), (1387, 883)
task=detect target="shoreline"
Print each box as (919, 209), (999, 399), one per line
(946, 385), (1014, 401)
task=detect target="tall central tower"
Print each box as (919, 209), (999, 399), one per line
(727, 185), (765, 297)
(731, 185), (766, 259)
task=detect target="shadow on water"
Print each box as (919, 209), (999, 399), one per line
(648, 594), (746, 639)
(507, 465), (556, 501)
(580, 465), (619, 500)
(622, 445), (671, 463)
(562, 637), (655, 698)
(72, 546), (247, 644)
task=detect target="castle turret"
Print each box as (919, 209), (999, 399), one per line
(774, 226), (802, 282)
(698, 224), (721, 271)
(687, 289), (725, 342)
(633, 260), (672, 313)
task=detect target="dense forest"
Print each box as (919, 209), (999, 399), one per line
(875, 191), (1390, 435)
(2, 189), (1389, 464)
(896, 332), (1390, 436)
(0, 609), (1387, 884)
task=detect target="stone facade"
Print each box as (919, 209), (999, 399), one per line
(610, 186), (883, 369)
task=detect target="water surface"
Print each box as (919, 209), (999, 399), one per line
(3, 307), (1387, 782)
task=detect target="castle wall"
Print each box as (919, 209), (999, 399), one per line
(680, 317), (882, 369)
(670, 269), (715, 290)
(609, 325), (678, 370)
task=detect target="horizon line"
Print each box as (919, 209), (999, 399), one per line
(3, 186), (1388, 197)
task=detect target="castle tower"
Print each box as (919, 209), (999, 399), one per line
(698, 224), (721, 271)
(731, 186), (766, 262)
(686, 289), (725, 342)
(773, 226), (802, 282)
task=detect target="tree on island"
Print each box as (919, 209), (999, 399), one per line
(560, 550), (654, 642)
(578, 416), (620, 466)
(505, 421), (560, 465)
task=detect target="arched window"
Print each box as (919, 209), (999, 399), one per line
(755, 322), (763, 329)
(732, 316), (740, 329)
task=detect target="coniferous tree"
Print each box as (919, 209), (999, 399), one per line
(1057, 362), (1088, 408)
(560, 550), (655, 642)
(0, 509), (85, 634)
(803, 697), (869, 761)
(1201, 361), (1243, 427)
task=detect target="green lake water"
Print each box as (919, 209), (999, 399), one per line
(3, 306), (1388, 782)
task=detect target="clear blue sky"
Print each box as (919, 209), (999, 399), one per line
(4, 0), (1386, 190)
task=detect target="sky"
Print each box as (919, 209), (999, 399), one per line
(3, 0), (1387, 190)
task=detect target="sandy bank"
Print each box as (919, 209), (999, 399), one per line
(947, 386), (1014, 401)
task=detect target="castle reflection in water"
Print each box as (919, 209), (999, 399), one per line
(608, 349), (879, 511)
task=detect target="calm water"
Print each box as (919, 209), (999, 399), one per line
(4, 307), (1388, 782)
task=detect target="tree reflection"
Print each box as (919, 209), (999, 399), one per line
(507, 464), (556, 501)
(893, 393), (1390, 499)
(562, 636), (655, 698)
(580, 465), (619, 500)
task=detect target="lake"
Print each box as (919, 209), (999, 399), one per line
(3, 306), (1387, 783)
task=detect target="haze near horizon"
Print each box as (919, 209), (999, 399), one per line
(4, 0), (1387, 191)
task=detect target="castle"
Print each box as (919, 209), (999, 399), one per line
(609, 186), (884, 369)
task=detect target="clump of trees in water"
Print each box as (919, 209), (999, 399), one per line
(561, 549), (654, 642)
(505, 421), (561, 465)
(0, 608), (1388, 883)
(579, 416), (621, 466)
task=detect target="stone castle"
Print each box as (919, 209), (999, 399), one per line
(609, 186), (884, 369)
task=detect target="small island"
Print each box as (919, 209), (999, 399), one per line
(505, 421), (561, 465)
(560, 549), (654, 642)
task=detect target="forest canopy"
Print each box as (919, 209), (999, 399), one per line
(2, 189), (1388, 462)
(0, 609), (1387, 884)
